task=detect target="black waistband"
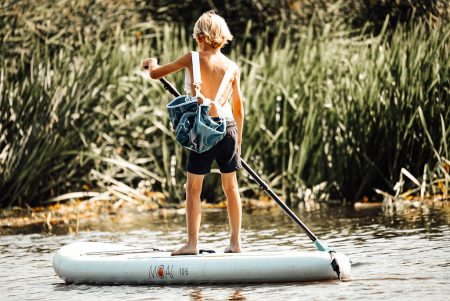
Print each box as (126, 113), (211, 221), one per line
(226, 119), (236, 127)
(212, 117), (235, 126)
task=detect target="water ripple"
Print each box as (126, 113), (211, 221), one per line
(1, 206), (449, 300)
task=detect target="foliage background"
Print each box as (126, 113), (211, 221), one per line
(0, 0), (449, 207)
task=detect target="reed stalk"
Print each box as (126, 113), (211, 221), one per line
(1, 3), (448, 206)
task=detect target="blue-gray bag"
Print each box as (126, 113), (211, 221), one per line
(167, 95), (226, 153)
(166, 51), (235, 153)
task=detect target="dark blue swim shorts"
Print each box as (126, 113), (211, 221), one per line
(187, 119), (241, 175)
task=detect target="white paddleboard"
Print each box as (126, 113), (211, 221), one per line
(53, 242), (351, 284)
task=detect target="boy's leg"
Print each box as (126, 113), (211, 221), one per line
(172, 172), (204, 255)
(221, 171), (242, 253)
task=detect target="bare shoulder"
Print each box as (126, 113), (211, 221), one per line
(223, 54), (238, 67)
(230, 59), (240, 81)
(234, 64), (241, 77)
(178, 52), (192, 65)
(221, 54), (240, 78)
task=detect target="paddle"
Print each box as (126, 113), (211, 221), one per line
(158, 77), (331, 252)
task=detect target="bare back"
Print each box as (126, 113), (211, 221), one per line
(186, 52), (235, 116)
(146, 49), (243, 128)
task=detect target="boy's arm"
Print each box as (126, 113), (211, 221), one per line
(143, 52), (190, 79)
(231, 68), (244, 147)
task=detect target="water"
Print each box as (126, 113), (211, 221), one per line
(1, 203), (449, 301)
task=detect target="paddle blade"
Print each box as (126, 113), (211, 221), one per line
(314, 239), (331, 252)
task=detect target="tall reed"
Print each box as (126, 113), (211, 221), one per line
(235, 19), (449, 201)
(1, 15), (448, 206)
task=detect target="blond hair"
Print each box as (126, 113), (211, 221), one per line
(193, 11), (233, 49)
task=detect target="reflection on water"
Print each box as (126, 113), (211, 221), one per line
(189, 287), (246, 301)
(0, 203), (449, 300)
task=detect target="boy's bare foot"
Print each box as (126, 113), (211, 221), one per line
(171, 244), (199, 256)
(224, 244), (242, 253)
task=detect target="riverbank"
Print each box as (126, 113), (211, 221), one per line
(0, 195), (277, 234)
(2, 191), (448, 236)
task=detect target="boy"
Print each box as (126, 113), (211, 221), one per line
(142, 11), (244, 255)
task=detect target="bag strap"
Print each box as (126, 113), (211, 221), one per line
(184, 70), (191, 94)
(214, 63), (236, 104)
(191, 51), (202, 96)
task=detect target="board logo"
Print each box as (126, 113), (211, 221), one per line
(149, 264), (174, 280)
(157, 265), (165, 279)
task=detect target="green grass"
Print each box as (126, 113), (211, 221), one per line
(0, 12), (449, 206)
(236, 19), (449, 202)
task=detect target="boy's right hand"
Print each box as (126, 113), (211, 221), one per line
(142, 58), (158, 71)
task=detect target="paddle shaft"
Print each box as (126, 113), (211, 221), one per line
(240, 160), (318, 242)
(160, 77), (180, 98)
(158, 77), (319, 243)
